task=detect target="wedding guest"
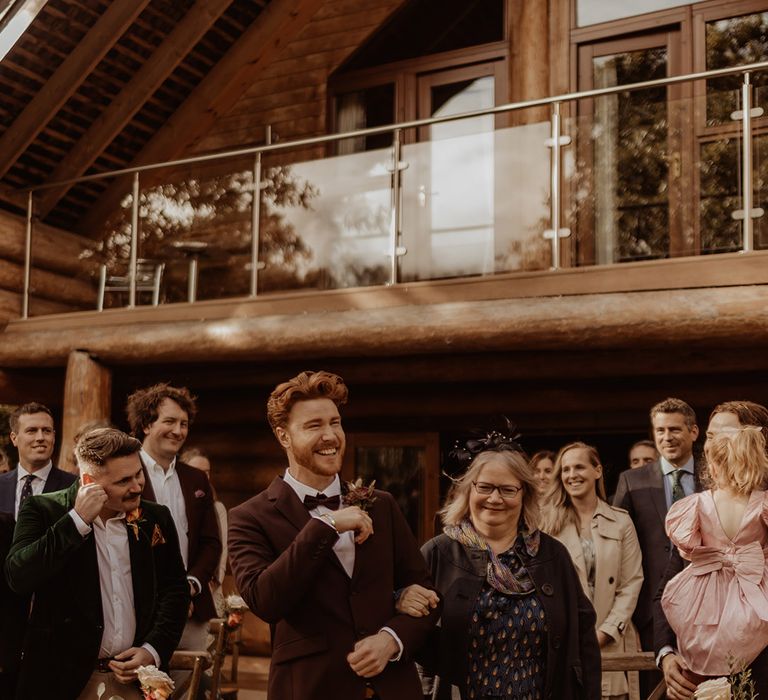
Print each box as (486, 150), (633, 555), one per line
(628, 440), (658, 470)
(541, 442), (643, 700)
(529, 449), (556, 502)
(182, 446), (227, 616)
(398, 434), (600, 699)
(228, 370), (440, 700)
(126, 383), (221, 657)
(655, 400), (768, 700)
(0, 511), (25, 698)
(0, 402), (76, 517)
(4, 428), (189, 700)
(0, 446), (11, 473)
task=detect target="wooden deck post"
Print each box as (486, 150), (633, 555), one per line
(58, 350), (112, 473)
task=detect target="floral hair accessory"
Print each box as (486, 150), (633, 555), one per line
(450, 416), (525, 469)
(136, 665), (174, 700)
(343, 478), (377, 512)
(224, 594), (249, 629)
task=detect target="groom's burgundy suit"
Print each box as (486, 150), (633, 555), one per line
(228, 476), (439, 700)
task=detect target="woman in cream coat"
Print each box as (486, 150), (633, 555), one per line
(542, 442), (643, 700)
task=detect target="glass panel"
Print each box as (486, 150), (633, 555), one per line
(571, 47), (671, 264)
(354, 445), (424, 537)
(706, 12), (768, 127)
(262, 148), (392, 292)
(576, 0), (689, 27)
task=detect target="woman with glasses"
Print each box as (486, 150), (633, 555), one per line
(541, 442), (643, 700)
(398, 436), (600, 699)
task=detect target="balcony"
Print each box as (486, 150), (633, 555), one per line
(12, 60), (768, 327)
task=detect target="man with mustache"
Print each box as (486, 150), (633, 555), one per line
(5, 428), (188, 699)
(228, 370), (440, 700)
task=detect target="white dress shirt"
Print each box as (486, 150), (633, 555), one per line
(660, 455), (695, 509)
(69, 509), (159, 665)
(15, 461), (53, 518)
(141, 450), (189, 569)
(282, 469), (403, 659)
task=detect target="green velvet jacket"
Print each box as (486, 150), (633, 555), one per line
(4, 482), (189, 700)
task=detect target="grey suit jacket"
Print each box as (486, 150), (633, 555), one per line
(613, 459), (701, 632)
(0, 466), (77, 517)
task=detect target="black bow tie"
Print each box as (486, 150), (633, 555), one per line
(303, 493), (341, 511)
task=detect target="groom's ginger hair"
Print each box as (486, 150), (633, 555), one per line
(267, 371), (348, 436)
(76, 428), (141, 476)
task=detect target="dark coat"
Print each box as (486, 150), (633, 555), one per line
(613, 458), (702, 640)
(228, 476), (441, 700)
(419, 532), (601, 700)
(0, 512), (25, 698)
(141, 458), (221, 622)
(5, 483), (189, 700)
(0, 466), (77, 516)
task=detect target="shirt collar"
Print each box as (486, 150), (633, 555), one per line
(283, 469), (341, 501)
(17, 461), (53, 483)
(660, 455), (694, 476)
(140, 448), (176, 474)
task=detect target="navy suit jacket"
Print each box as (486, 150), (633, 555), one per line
(0, 466), (77, 518)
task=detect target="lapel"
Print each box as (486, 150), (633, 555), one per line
(558, 522), (587, 589)
(0, 470), (15, 513)
(646, 460), (668, 529)
(350, 495), (382, 585)
(175, 463), (194, 518)
(126, 501), (156, 642)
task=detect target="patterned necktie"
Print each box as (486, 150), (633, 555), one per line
(19, 474), (35, 507)
(670, 469), (685, 504)
(303, 493), (341, 511)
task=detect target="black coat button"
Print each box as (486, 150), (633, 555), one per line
(541, 583), (554, 596)
(608, 576), (615, 584)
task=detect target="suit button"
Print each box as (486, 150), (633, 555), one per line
(553, 635), (561, 649)
(320, 537), (329, 545)
(608, 576), (615, 584)
(541, 584), (554, 596)
(358, 629), (368, 637)
(664, 545), (670, 552)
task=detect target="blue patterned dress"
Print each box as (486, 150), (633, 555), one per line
(465, 547), (548, 699)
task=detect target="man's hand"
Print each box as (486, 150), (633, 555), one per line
(347, 631), (398, 678)
(661, 652), (697, 700)
(331, 506), (373, 544)
(109, 646), (154, 684)
(74, 483), (108, 524)
(396, 584), (440, 617)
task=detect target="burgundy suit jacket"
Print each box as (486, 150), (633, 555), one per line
(141, 459), (221, 622)
(228, 476), (440, 700)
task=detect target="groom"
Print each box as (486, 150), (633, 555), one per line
(228, 370), (440, 700)
(5, 428), (189, 700)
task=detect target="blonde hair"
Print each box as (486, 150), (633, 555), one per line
(439, 450), (539, 532)
(541, 442), (606, 536)
(704, 427), (768, 495)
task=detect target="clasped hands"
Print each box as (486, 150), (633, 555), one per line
(661, 652), (697, 700)
(108, 646), (155, 684)
(325, 506), (374, 544)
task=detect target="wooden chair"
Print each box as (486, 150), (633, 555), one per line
(169, 649), (211, 700)
(97, 259), (164, 310)
(219, 624), (243, 700)
(207, 618), (229, 699)
(601, 650), (658, 700)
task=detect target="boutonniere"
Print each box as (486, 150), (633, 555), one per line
(151, 523), (166, 547)
(126, 507), (147, 541)
(343, 478), (377, 512)
(194, 489), (206, 499)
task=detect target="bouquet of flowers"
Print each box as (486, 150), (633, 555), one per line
(343, 478), (377, 512)
(224, 594), (249, 629)
(695, 678), (731, 700)
(136, 665), (174, 700)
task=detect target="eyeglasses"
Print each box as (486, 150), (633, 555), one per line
(472, 481), (523, 498)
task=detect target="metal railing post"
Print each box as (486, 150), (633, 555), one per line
(128, 171), (140, 307)
(544, 102), (571, 269)
(250, 125), (271, 297)
(22, 191), (32, 319)
(388, 128), (407, 285)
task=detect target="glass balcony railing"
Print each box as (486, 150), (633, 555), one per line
(20, 60), (768, 316)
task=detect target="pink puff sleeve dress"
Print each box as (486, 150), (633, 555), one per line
(661, 490), (768, 676)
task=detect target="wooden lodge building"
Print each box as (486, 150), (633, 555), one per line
(1, 0), (768, 538)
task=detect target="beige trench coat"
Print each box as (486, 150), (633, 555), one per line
(555, 500), (644, 698)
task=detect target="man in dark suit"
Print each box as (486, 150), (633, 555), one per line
(0, 511), (26, 698)
(614, 397), (699, 696)
(126, 383), (221, 654)
(4, 428), (189, 700)
(0, 402), (77, 517)
(229, 370), (440, 700)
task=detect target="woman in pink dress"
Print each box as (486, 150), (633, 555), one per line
(662, 424), (768, 681)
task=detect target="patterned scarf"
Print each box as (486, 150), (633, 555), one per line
(444, 518), (540, 595)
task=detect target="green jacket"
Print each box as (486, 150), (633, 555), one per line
(5, 482), (189, 700)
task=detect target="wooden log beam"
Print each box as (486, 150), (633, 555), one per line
(0, 288), (80, 320)
(0, 0), (151, 180)
(79, 0), (326, 235)
(0, 258), (95, 305)
(1, 285), (768, 367)
(58, 351), (112, 473)
(36, 0), (235, 217)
